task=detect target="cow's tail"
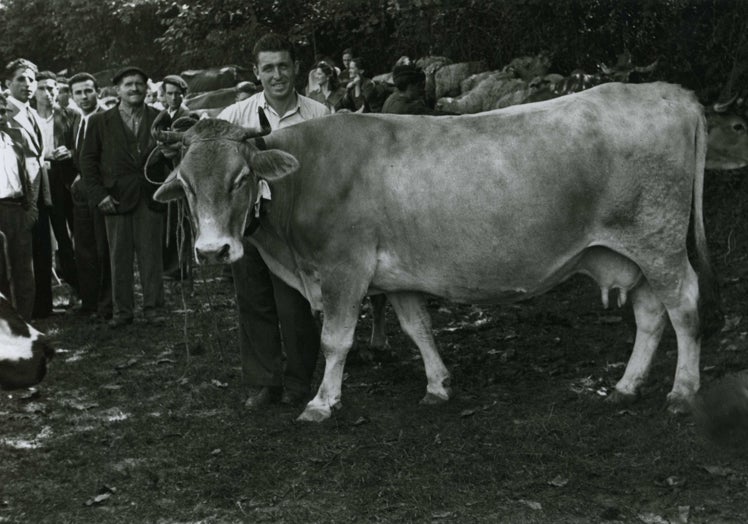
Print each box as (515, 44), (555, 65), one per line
(692, 110), (724, 339)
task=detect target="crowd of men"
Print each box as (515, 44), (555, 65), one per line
(0, 33), (437, 409)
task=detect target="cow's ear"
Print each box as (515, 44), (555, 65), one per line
(153, 171), (185, 202)
(251, 150), (299, 182)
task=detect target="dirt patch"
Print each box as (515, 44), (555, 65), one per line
(2, 172), (748, 523)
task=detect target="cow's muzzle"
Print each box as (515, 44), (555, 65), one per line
(195, 243), (233, 264)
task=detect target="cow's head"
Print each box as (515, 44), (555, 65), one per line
(153, 114), (299, 264)
(706, 95), (748, 171)
(0, 293), (54, 390)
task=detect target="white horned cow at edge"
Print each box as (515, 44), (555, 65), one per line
(154, 82), (722, 422)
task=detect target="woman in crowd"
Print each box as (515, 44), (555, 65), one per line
(305, 61), (345, 112)
(339, 57), (377, 112)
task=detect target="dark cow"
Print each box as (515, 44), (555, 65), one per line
(180, 66), (256, 93)
(705, 96), (748, 170)
(0, 292), (54, 390)
(155, 82), (719, 422)
(184, 83), (261, 118)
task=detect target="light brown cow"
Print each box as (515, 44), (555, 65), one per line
(155, 82), (721, 422)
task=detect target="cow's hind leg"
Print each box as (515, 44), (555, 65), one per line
(387, 292), (452, 404)
(608, 280), (667, 404)
(662, 264), (702, 414)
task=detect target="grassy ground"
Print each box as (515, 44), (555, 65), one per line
(1, 172), (748, 523)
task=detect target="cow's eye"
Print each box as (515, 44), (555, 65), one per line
(733, 122), (746, 133)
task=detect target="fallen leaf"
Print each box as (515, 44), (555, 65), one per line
(638, 512), (668, 524)
(211, 448), (222, 455)
(518, 499), (542, 511)
(701, 465), (736, 477)
(210, 379), (228, 388)
(655, 475), (686, 487)
(548, 475), (569, 487)
(115, 358), (138, 371)
(352, 416), (368, 426)
(432, 511), (453, 519)
(460, 408), (476, 418)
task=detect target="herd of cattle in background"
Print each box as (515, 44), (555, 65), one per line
(2, 52), (748, 425)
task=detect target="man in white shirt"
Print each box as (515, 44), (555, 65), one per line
(218, 34), (329, 409)
(0, 92), (35, 320)
(34, 70), (79, 311)
(4, 58), (53, 319)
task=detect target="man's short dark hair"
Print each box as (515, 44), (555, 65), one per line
(342, 48), (354, 56)
(5, 58), (38, 80)
(37, 70), (58, 83)
(253, 33), (296, 64)
(69, 72), (99, 90)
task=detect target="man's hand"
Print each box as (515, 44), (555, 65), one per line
(98, 195), (119, 214)
(52, 146), (72, 160)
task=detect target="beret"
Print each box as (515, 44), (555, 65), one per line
(392, 64), (425, 85)
(112, 66), (148, 85)
(162, 74), (189, 93)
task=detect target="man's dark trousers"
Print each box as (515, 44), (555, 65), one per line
(48, 158), (78, 293)
(231, 239), (320, 396)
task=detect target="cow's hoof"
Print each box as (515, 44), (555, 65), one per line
(420, 391), (450, 405)
(666, 393), (694, 416)
(296, 405), (332, 422)
(605, 389), (638, 405)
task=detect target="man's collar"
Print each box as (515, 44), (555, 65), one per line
(259, 91), (300, 118)
(7, 95), (28, 111)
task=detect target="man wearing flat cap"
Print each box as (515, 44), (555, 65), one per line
(154, 74), (192, 281)
(79, 66), (166, 328)
(382, 63), (438, 115)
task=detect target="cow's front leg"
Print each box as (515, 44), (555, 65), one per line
(388, 292), (452, 404)
(298, 289), (364, 422)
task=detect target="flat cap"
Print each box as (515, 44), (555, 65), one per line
(112, 66), (148, 85)
(162, 74), (189, 93)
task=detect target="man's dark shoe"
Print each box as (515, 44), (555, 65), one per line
(244, 386), (282, 410)
(107, 316), (133, 329)
(281, 389), (309, 406)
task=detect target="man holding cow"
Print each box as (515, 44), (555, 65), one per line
(216, 33), (329, 409)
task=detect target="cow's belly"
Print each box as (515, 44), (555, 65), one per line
(370, 243), (642, 306)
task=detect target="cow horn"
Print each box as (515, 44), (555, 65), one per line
(713, 93), (738, 113)
(258, 107), (272, 135)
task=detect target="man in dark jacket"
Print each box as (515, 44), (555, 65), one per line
(382, 64), (437, 115)
(154, 74), (192, 280)
(80, 66), (165, 328)
(69, 72), (112, 320)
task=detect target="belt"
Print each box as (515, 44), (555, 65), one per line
(0, 196), (25, 206)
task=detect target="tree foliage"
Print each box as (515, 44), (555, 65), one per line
(0, 0), (746, 100)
